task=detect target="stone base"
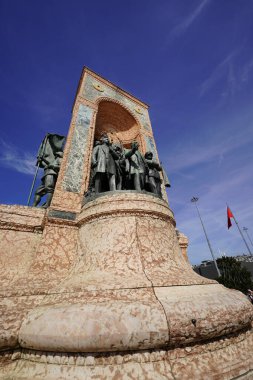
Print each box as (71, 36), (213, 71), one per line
(0, 194), (253, 379)
(17, 284), (252, 354)
(1, 327), (253, 379)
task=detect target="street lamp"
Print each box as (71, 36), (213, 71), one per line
(191, 197), (221, 277)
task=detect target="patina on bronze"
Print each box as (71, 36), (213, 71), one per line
(87, 136), (170, 198)
(144, 151), (162, 196)
(91, 134), (119, 193)
(32, 134), (65, 208)
(124, 141), (147, 192)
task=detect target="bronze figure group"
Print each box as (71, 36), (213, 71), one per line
(32, 133), (170, 209)
(88, 134), (170, 197)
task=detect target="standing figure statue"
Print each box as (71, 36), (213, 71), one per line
(91, 134), (118, 193)
(111, 143), (126, 190)
(125, 141), (147, 191)
(87, 140), (101, 195)
(144, 151), (162, 196)
(32, 151), (63, 208)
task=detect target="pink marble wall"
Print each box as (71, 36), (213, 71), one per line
(0, 196), (252, 379)
(0, 205), (78, 351)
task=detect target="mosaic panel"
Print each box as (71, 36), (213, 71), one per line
(83, 74), (151, 131)
(62, 104), (92, 193)
(145, 135), (158, 160)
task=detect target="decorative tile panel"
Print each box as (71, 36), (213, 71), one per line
(62, 104), (92, 193)
(83, 74), (151, 131)
(145, 136), (158, 160)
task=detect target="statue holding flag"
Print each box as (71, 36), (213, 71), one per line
(31, 134), (65, 208)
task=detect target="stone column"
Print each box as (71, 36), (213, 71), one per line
(50, 98), (98, 214)
(176, 229), (190, 262)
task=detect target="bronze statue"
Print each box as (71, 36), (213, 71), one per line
(32, 151), (63, 208)
(111, 143), (126, 190)
(91, 135), (118, 193)
(124, 142), (147, 191)
(30, 134), (65, 208)
(144, 151), (162, 196)
(88, 137), (170, 197)
(87, 140), (100, 194)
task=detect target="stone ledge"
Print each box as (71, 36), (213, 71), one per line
(0, 205), (46, 232)
(18, 285), (252, 353)
(1, 326), (253, 379)
(78, 191), (175, 226)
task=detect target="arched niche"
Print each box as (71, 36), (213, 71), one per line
(94, 100), (144, 151)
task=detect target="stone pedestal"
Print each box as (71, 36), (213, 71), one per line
(0, 193), (252, 379)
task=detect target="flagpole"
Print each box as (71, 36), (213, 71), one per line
(227, 204), (253, 256)
(27, 165), (40, 206)
(191, 197), (221, 277)
(243, 227), (253, 248)
(27, 134), (49, 206)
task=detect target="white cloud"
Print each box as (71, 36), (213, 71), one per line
(165, 107), (253, 264)
(165, 132), (251, 173)
(173, 161), (253, 264)
(169, 0), (210, 39)
(241, 57), (253, 83)
(200, 51), (253, 100)
(206, 163), (253, 199)
(0, 140), (36, 175)
(199, 50), (238, 97)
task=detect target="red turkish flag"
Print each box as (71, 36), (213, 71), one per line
(227, 207), (234, 229)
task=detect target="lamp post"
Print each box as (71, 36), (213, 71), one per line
(243, 227), (253, 249)
(191, 197), (221, 277)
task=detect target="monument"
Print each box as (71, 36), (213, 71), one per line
(0, 67), (252, 379)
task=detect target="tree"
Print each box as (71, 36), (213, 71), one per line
(216, 257), (253, 294)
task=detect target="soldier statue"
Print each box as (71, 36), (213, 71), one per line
(32, 151), (63, 208)
(144, 151), (162, 196)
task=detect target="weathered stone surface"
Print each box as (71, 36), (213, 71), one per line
(83, 72), (152, 132)
(45, 192), (211, 294)
(0, 206), (45, 296)
(155, 284), (253, 345)
(1, 201), (253, 380)
(12, 193), (252, 363)
(1, 194), (253, 380)
(0, 204), (45, 231)
(0, 206), (78, 352)
(0, 219), (78, 298)
(176, 230), (189, 262)
(19, 288), (169, 352)
(0, 295), (45, 350)
(1, 327), (253, 379)
(168, 326), (253, 380)
(62, 104), (93, 193)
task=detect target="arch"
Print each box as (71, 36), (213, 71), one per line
(94, 98), (144, 151)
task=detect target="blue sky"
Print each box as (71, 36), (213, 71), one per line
(0, 0), (253, 264)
